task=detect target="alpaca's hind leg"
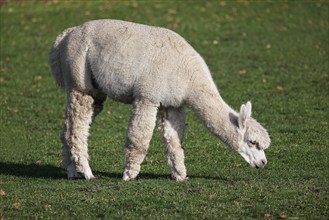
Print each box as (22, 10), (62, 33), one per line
(160, 107), (187, 181)
(92, 92), (107, 121)
(61, 90), (97, 180)
(123, 99), (158, 181)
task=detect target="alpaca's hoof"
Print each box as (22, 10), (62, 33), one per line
(172, 174), (189, 182)
(123, 173), (135, 181)
(83, 171), (95, 180)
(67, 171), (83, 180)
(122, 169), (138, 181)
(67, 172), (80, 179)
(67, 172), (95, 180)
(122, 175), (132, 181)
(67, 163), (77, 179)
(177, 176), (189, 182)
(68, 175), (84, 180)
(84, 174), (96, 180)
(171, 168), (188, 181)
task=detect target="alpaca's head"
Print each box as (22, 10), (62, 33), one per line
(236, 101), (271, 168)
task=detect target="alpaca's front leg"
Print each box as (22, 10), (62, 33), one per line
(160, 107), (188, 181)
(61, 90), (96, 180)
(61, 129), (77, 178)
(123, 99), (158, 181)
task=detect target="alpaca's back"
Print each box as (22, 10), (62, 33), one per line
(49, 20), (213, 107)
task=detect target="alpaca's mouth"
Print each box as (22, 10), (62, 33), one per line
(251, 159), (267, 169)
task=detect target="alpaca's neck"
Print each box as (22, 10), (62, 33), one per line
(187, 82), (239, 148)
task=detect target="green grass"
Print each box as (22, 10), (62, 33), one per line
(1, 0), (328, 219)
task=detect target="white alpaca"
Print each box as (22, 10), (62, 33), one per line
(49, 20), (271, 181)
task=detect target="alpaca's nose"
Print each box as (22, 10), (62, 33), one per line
(255, 159), (267, 169)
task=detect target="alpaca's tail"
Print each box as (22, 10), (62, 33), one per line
(48, 27), (76, 88)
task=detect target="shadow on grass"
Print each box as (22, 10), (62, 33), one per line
(138, 173), (237, 183)
(100, 171), (238, 183)
(0, 162), (237, 183)
(0, 162), (66, 179)
(0, 162), (121, 180)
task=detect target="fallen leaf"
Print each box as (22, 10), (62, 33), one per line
(266, 44), (272, 49)
(166, 16), (175, 22)
(264, 213), (271, 219)
(239, 69), (247, 75)
(0, 189), (5, 196)
(168, 8), (177, 14)
(131, 1), (138, 8)
(168, 23), (178, 29)
(35, 75), (42, 80)
(12, 202), (21, 209)
(44, 204), (52, 211)
(276, 85), (283, 92)
(279, 213), (288, 219)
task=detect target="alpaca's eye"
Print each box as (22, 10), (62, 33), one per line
(249, 141), (260, 149)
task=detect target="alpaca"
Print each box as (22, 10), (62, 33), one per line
(49, 19), (271, 181)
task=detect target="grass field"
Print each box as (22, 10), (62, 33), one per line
(0, 0), (328, 219)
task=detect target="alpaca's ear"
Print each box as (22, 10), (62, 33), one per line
(245, 101), (252, 116)
(239, 101), (252, 129)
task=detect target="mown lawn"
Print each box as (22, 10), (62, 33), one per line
(0, 1), (328, 219)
